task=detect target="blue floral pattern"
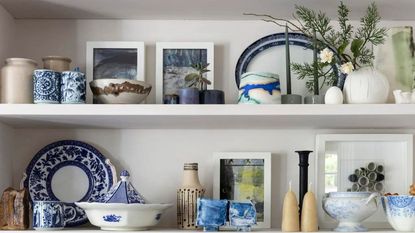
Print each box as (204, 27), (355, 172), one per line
(33, 201), (65, 229)
(61, 71), (86, 104)
(103, 214), (122, 222)
(383, 196), (415, 217)
(33, 70), (61, 103)
(23, 140), (115, 226)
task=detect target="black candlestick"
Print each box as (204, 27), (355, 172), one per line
(295, 150), (313, 214)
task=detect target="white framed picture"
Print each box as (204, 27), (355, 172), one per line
(213, 152), (271, 228)
(86, 41), (145, 82)
(156, 42), (214, 104)
(316, 134), (413, 229)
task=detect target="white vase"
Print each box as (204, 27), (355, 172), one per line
(343, 67), (390, 104)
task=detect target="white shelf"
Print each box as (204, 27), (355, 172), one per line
(1, 104), (415, 129)
(0, 229), (397, 233)
(0, 0), (413, 20)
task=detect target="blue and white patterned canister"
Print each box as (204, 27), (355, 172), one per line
(33, 201), (67, 230)
(33, 69), (61, 104)
(61, 71), (86, 104)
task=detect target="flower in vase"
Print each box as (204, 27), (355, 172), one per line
(340, 62), (354, 74)
(319, 48), (334, 64)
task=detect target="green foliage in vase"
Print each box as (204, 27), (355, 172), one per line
(245, 2), (387, 94)
(185, 63), (211, 90)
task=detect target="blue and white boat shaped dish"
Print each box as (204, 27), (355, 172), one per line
(76, 170), (172, 231)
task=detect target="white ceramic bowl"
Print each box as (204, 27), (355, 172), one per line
(75, 202), (172, 231)
(322, 192), (379, 232)
(382, 195), (415, 231)
(90, 79), (152, 104)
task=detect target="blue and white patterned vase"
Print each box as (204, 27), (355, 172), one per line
(196, 198), (228, 231)
(33, 69), (61, 104)
(61, 70), (86, 104)
(238, 72), (281, 104)
(382, 195), (415, 231)
(229, 201), (257, 231)
(100, 170), (145, 204)
(33, 201), (76, 230)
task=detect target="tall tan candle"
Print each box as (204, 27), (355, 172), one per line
(301, 183), (318, 232)
(282, 181), (300, 232)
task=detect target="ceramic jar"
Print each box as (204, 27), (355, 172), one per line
(200, 90), (225, 104)
(381, 195), (415, 231)
(0, 58), (37, 103)
(322, 192), (379, 232)
(177, 163), (205, 229)
(238, 72), (281, 104)
(343, 67), (390, 104)
(33, 69), (61, 104)
(61, 71), (86, 104)
(178, 88), (200, 104)
(196, 198), (227, 231)
(42, 56), (71, 72)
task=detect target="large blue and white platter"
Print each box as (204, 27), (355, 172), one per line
(22, 140), (117, 227)
(235, 33), (342, 94)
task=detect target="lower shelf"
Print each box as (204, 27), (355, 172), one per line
(0, 228), (397, 233)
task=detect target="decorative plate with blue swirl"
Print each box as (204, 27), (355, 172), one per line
(22, 140), (116, 227)
(235, 33), (344, 91)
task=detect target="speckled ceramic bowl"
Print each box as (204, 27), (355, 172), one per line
(90, 79), (151, 104)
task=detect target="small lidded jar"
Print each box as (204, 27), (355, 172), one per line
(42, 56), (72, 72)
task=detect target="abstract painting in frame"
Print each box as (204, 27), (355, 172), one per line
(213, 152), (271, 228)
(156, 42), (214, 104)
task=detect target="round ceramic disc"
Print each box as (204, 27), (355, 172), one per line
(23, 140), (116, 227)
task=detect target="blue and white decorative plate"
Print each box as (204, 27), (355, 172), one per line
(22, 140), (117, 227)
(235, 33), (344, 92)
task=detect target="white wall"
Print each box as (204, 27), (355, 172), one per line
(0, 4), (14, 63)
(0, 4), (15, 191)
(0, 122), (13, 191)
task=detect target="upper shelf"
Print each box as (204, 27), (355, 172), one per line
(0, 0), (413, 20)
(1, 104), (415, 129)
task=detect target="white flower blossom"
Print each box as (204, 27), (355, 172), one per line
(319, 48), (334, 64)
(340, 62), (354, 74)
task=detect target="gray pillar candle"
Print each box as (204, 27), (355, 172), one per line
(285, 24), (292, 95)
(313, 30), (319, 95)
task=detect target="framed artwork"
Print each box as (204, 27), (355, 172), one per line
(316, 134), (413, 229)
(156, 42), (214, 104)
(213, 152), (271, 228)
(86, 41), (145, 82)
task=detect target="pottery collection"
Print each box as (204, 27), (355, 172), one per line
(322, 192), (379, 232)
(0, 58), (37, 103)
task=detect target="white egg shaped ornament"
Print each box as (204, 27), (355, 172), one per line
(343, 67), (390, 104)
(324, 86), (343, 104)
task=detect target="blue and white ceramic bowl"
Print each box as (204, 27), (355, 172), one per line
(61, 71), (86, 104)
(238, 72), (281, 104)
(33, 69), (61, 104)
(382, 195), (415, 231)
(322, 192), (379, 232)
